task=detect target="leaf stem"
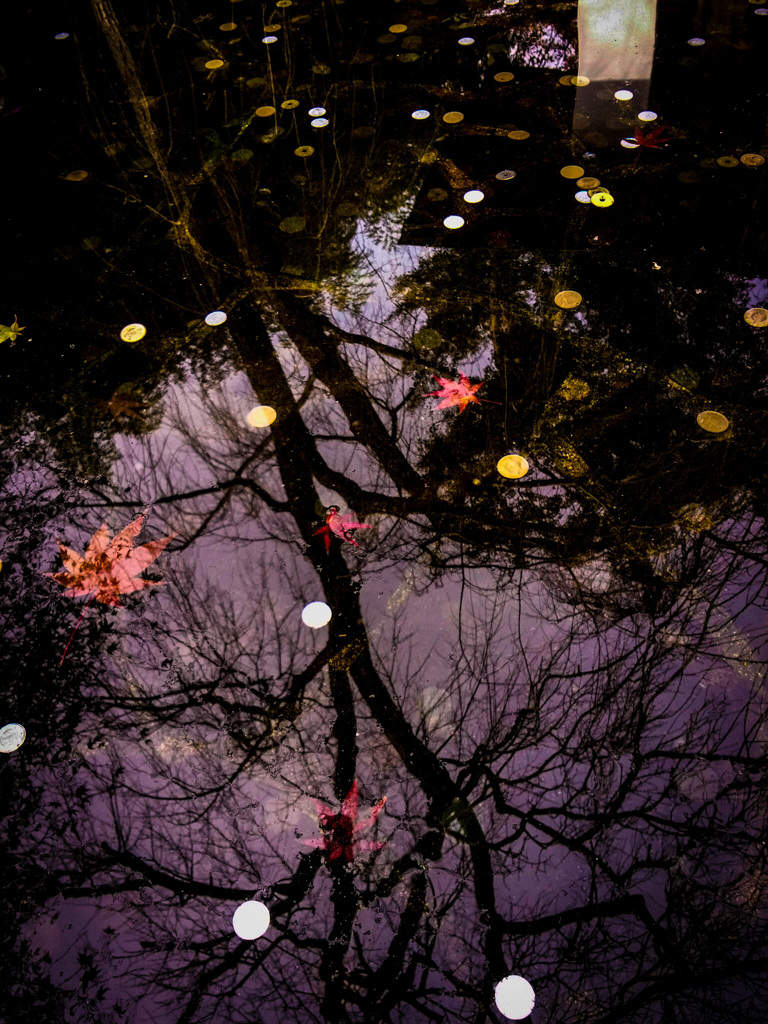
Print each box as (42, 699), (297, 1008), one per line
(59, 591), (97, 667)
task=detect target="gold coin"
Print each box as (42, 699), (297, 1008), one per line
(554, 290), (582, 309)
(591, 192), (614, 207)
(255, 106), (276, 117)
(576, 176), (600, 189)
(279, 216), (306, 233)
(389, 23), (408, 33)
(281, 99), (299, 109)
(716, 155), (739, 168)
(494, 72), (515, 82)
(219, 23), (237, 31)
(276, 1), (293, 6)
(744, 307), (768, 327)
(696, 410), (729, 433)
(587, 186), (610, 196)
(246, 406), (277, 428)
(443, 111), (464, 124)
(120, 323), (146, 343)
(497, 455), (530, 479)
(204, 59), (225, 70)
(571, 76), (590, 87)
(560, 165), (585, 179)
(295, 146), (315, 158)
(65, 169), (89, 181)
(740, 153), (765, 167)
(559, 75), (575, 86)
(507, 130), (530, 140)
(263, 24), (281, 32)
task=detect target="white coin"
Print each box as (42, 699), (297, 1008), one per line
(575, 190), (592, 203)
(496, 169), (517, 180)
(495, 975), (536, 1019)
(614, 89), (633, 101)
(463, 190), (484, 203)
(411, 109), (431, 119)
(232, 901), (270, 939)
(205, 311), (227, 326)
(0, 723), (26, 753)
(637, 110), (657, 121)
(302, 601), (332, 628)
(308, 107), (326, 116)
(443, 215), (465, 229)
(458, 37), (475, 45)
(311, 117), (329, 127)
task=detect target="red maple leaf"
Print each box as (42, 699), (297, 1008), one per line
(424, 373), (484, 413)
(633, 125), (669, 149)
(45, 508), (175, 664)
(314, 506), (372, 552)
(302, 781), (386, 862)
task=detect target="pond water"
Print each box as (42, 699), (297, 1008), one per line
(2, 1), (768, 1022)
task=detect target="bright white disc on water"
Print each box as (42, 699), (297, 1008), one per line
(687, 37), (706, 45)
(0, 723), (26, 753)
(458, 37), (475, 45)
(411, 109), (431, 119)
(614, 89), (633, 100)
(302, 601), (332, 628)
(232, 901), (270, 939)
(638, 110), (657, 121)
(308, 106), (326, 116)
(443, 215), (465, 229)
(496, 169), (517, 180)
(575, 190), (592, 203)
(495, 976), (536, 1020)
(463, 190), (484, 203)
(205, 311), (227, 326)
(311, 117), (329, 127)
(621, 138), (640, 149)
(262, 35), (278, 44)
(55, 32), (69, 40)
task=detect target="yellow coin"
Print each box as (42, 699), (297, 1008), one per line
(497, 455), (530, 479)
(204, 59), (225, 70)
(219, 22), (237, 31)
(120, 323), (146, 343)
(591, 192), (614, 207)
(507, 130), (530, 140)
(443, 111), (464, 124)
(554, 290), (582, 309)
(494, 72), (515, 82)
(696, 410), (729, 433)
(389, 23), (408, 33)
(576, 176), (600, 189)
(744, 307), (768, 327)
(571, 76), (590, 87)
(246, 406), (277, 428)
(740, 153), (765, 167)
(559, 75), (575, 86)
(295, 145), (315, 157)
(281, 99), (299, 109)
(277, 1), (292, 6)
(255, 106), (276, 117)
(263, 24), (281, 32)
(65, 170), (88, 181)
(560, 165), (584, 179)
(716, 155), (739, 168)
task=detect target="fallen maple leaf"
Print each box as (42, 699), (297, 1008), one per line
(424, 373), (484, 413)
(302, 781), (386, 862)
(0, 316), (25, 343)
(98, 390), (148, 424)
(314, 505), (372, 552)
(633, 125), (669, 149)
(45, 509), (175, 664)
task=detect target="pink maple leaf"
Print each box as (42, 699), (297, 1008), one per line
(423, 373), (484, 413)
(302, 781), (387, 862)
(314, 506), (372, 552)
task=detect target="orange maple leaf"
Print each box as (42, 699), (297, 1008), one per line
(46, 508), (175, 608)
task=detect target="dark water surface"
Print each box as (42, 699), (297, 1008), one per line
(2, 1), (768, 1022)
